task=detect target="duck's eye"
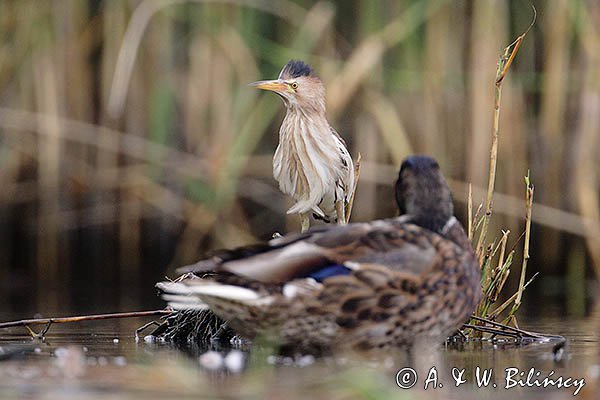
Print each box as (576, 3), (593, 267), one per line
(290, 82), (298, 89)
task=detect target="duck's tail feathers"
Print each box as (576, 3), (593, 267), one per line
(156, 280), (263, 311)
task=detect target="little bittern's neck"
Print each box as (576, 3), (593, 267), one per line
(283, 97), (327, 118)
(280, 106), (329, 144)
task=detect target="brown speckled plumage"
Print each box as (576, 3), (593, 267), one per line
(157, 156), (481, 350)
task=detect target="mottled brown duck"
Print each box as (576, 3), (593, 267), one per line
(157, 155), (481, 350)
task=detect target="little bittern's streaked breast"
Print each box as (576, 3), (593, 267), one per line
(249, 60), (355, 232)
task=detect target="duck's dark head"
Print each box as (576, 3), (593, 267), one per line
(395, 155), (454, 233)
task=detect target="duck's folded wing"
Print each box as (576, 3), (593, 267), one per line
(176, 243), (275, 274)
(175, 225), (334, 275)
(348, 244), (439, 275)
(204, 217), (437, 283)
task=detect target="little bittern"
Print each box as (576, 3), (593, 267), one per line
(250, 60), (355, 232)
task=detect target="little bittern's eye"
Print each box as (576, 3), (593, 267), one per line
(290, 82), (298, 89)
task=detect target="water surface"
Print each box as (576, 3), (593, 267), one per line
(0, 305), (598, 399)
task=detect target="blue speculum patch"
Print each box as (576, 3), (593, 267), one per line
(307, 264), (351, 282)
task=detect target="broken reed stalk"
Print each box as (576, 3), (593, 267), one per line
(475, 230), (512, 319)
(489, 272), (538, 320)
(475, 73), (503, 260)
(475, 6), (536, 260)
(468, 184), (473, 240)
(496, 230), (509, 273)
(0, 310), (173, 337)
(490, 231), (511, 302)
(508, 173), (534, 321)
(344, 152), (362, 223)
(474, 173), (537, 326)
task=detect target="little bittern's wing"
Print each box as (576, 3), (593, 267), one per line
(329, 125), (355, 200)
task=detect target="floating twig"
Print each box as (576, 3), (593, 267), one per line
(0, 310), (173, 339)
(459, 314), (564, 345)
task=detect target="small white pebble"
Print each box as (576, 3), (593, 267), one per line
(143, 335), (156, 343)
(199, 351), (223, 370)
(587, 365), (600, 380)
(34, 348), (42, 353)
(266, 355), (277, 365)
(113, 338), (119, 344)
(54, 347), (68, 358)
(54, 346), (86, 378)
(97, 356), (108, 366)
(296, 355), (315, 368)
(224, 350), (244, 373)
(383, 357), (394, 369)
(82, 347), (88, 352)
(112, 356), (127, 367)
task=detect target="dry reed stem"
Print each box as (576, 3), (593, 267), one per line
(497, 231), (509, 272)
(345, 153), (362, 223)
(327, 0), (447, 118)
(353, 117), (377, 220)
(476, 6), (536, 260)
(514, 174), (534, 308)
(571, 2), (600, 276)
(468, 184), (473, 240)
(540, 0), (569, 203)
(33, 54), (61, 289)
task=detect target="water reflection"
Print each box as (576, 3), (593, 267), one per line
(0, 310), (597, 399)
(0, 287), (599, 398)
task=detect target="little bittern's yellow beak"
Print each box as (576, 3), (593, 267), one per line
(248, 79), (287, 93)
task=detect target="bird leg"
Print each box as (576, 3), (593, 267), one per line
(300, 213), (310, 232)
(335, 200), (347, 225)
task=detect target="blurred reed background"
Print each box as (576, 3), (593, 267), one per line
(0, 0), (598, 316)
